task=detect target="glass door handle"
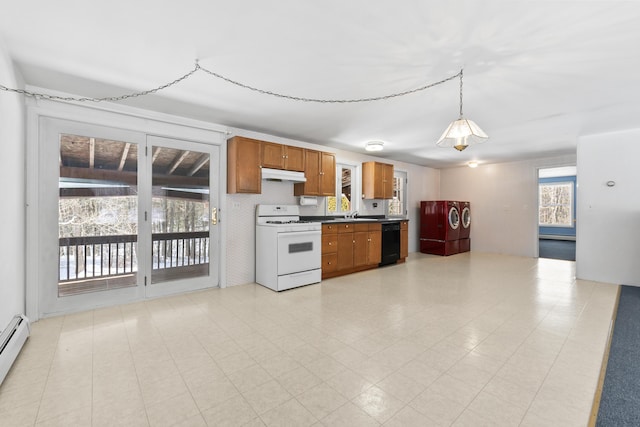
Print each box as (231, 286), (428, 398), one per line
(212, 207), (218, 225)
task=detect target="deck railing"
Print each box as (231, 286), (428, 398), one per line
(59, 232), (209, 282)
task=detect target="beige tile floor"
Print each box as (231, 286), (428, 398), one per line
(0, 252), (618, 426)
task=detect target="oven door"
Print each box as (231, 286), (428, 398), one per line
(277, 230), (321, 275)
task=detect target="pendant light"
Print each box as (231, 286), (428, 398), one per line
(436, 69), (488, 151)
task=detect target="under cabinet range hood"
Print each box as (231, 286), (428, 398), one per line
(261, 168), (306, 183)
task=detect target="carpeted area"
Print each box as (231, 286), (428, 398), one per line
(596, 285), (640, 426)
(539, 238), (576, 261)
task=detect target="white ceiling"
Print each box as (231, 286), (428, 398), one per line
(2, 1), (639, 168)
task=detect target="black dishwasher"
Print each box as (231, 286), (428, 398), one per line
(380, 222), (401, 266)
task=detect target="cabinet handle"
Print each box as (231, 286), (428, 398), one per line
(328, 242), (332, 246)
(327, 262), (332, 265)
(353, 240), (356, 244)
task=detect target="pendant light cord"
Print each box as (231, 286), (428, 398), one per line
(459, 68), (464, 118)
(0, 61), (463, 105)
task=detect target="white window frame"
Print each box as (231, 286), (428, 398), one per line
(326, 162), (359, 216)
(388, 170), (408, 217)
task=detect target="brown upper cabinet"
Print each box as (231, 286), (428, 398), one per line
(227, 136), (261, 194)
(261, 142), (305, 172)
(362, 161), (394, 199)
(294, 150), (336, 196)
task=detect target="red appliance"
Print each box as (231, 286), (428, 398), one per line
(459, 201), (471, 253)
(420, 201), (460, 256)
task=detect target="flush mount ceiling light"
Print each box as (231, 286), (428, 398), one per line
(437, 69), (488, 151)
(467, 161), (478, 168)
(365, 141), (384, 152)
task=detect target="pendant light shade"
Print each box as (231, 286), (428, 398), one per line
(436, 69), (488, 151)
(436, 118), (488, 151)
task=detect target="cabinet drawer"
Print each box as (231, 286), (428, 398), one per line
(323, 223), (338, 234)
(322, 234), (338, 254)
(322, 253), (338, 273)
(337, 223), (355, 233)
(400, 221), (408, 230)
(368, 223), (381, 231)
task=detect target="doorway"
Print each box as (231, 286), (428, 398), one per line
(537, 166), (576, 261)
(36, 118), (220, 317)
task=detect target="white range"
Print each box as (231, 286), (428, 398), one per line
(255, 205), (322, 291)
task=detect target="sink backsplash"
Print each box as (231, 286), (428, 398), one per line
(298, 197), (386, 217)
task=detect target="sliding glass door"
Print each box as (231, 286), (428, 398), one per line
(144, 135), (219, 298)
(57, 133), (141, 297)
(37, 118), (219, 317)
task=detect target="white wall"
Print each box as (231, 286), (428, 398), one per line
(225, 129), (439, 286)
(440, 154), (575, 257)
(0, 40), (25, 328)
(577, 130), (640, 285)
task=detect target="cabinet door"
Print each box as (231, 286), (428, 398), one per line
(262, 142), (285, 169)
(294, 149), (320, 196)
(285, 146), (305, 171)
(353, 231), (368, 267)
(362, 161), (383, 199)
(368, 230), (382, 264)
(227, 137), (261, 194)
(382, 163), (394, 199)
(373, 163), (385, 199)
(320, 152), (336, 196)
(400, 221), (409, 259)
(362, 161), (394, 199)
(337, 232), (354, 270)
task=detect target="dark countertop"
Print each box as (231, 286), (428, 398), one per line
(301, 216), (408, 224)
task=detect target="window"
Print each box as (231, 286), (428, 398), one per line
(539, 182), (573, 227)
(327, 163), (356, 215)
(388, 170), (407, 217)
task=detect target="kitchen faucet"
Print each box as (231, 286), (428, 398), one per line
(344, 210), (359, 219)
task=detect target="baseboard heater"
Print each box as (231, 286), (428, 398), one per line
(0, 315), (30, 385)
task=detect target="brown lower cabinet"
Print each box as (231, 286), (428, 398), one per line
(321, 223), (339, 275)
(400, 220), (409, 260)
(322, 222), (382, 279)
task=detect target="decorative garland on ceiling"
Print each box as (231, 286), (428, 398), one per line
(0, 60), (462, 104)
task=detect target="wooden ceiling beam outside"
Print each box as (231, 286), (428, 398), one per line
(89, 137), (95, 169)
(60, 166), (208, 187)
(188, 153), (209, 176)
(151, 146), (161, 163)
(117, 143), (131, 172)
(167, 150), (190, 175)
